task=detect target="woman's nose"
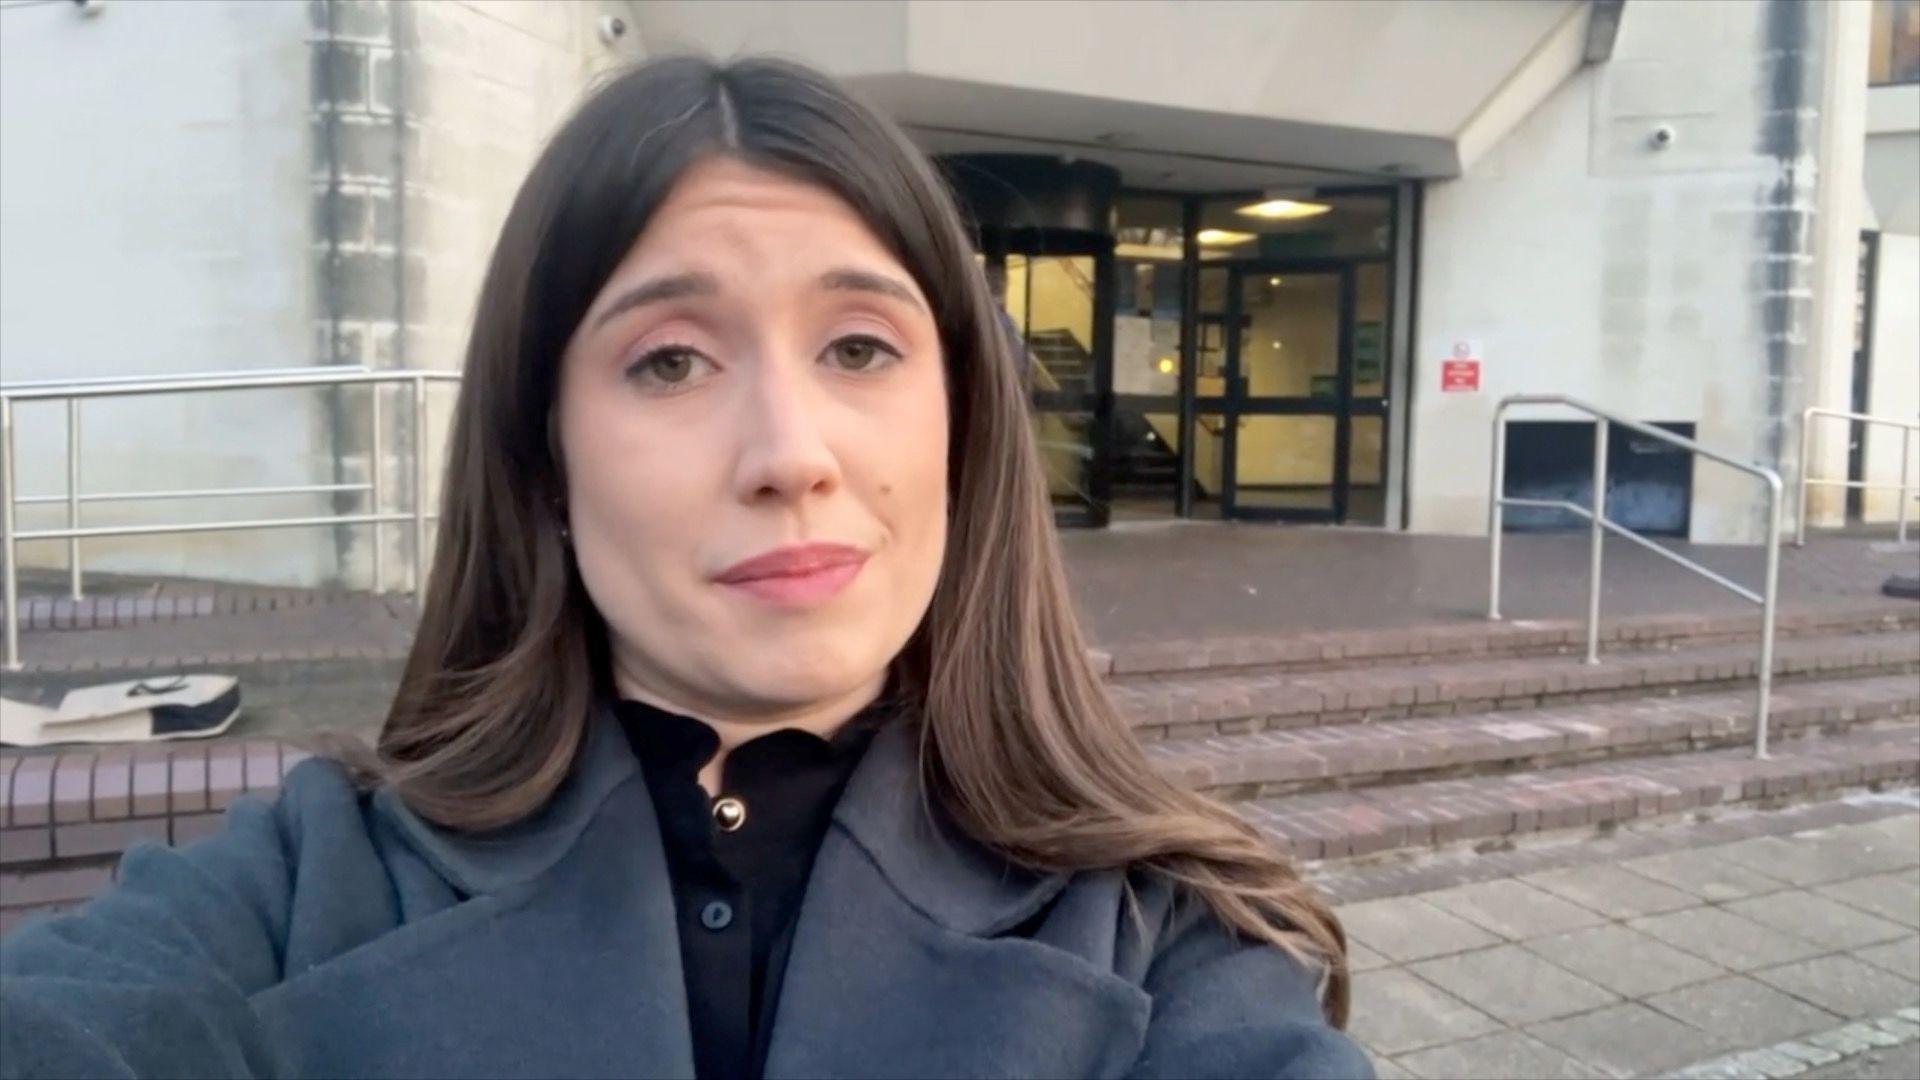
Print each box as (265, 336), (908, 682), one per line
(730, 360), (843, 504)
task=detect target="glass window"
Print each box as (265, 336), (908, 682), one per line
(1353, 262), (1390, 399)
(1239, 271), (1340, 398)
(1113, 196), (1184, 401)
(1235, 416), (1336, 512)
(1021, 255), (1095, 395)
(1197, 191), (1393, 261)
(1347, 415), (1386, 526)
(1871, 0), (1920, 85)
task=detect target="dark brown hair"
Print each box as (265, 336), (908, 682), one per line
(344, 54), (1348, 1025)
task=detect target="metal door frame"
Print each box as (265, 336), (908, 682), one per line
(1221, 259), (1354, 522)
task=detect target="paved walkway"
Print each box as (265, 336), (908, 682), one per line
(1340, 807), (1920, 1079)
(1062, 525), (1918, 644)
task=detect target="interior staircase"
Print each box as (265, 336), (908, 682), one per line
(1027, 328), (1094, 395)
(1109, 605), (1920, 863)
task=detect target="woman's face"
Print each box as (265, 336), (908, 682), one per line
(556, 156), (950, 726)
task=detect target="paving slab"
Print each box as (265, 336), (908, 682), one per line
(1645, 975), (1842, 1046)
(1370, 1055), (1416, 1080)
(1527, 1001), (1735, 1079)
(1337, 896), (1502, 964)
(1417, 879), (1608, 942)
(1801, 1039), (1920, 1080)
(1522, 923), (1727, 999)
(1347, 968), (1502, 1058)
(1348, 941), (1389, 972)
(1393, 1029), (1603, 1080)
(1519, 862), (1701, 920)
(1620, 849), (1793, 902)
(1852, 939), (1920, 982)
(1753, 955), (1920, 1019)
(1406, 944), (1618, 1026)
(1851, 813), (1920, 856)
(1723, 890), (1911, 952)
(1815, 870), (1920, 929)
(1710, 832), (1916, 888)
(1628, 906), (1829, 971)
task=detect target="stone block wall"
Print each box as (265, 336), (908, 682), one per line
(307, 1), (642, 590)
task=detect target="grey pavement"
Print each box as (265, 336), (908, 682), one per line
(1344, 812), (1920, 1079)
(1062, 526), (1918, 644)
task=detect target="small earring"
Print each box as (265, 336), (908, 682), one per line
(555, 500), (571, 542)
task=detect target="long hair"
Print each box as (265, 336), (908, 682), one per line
(352, 55), (1349, 1026)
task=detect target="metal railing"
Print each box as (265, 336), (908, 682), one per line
(1487, 394), (1784, 758)
(1, 368), (461, 670)
(1794, 407), (1918, 546)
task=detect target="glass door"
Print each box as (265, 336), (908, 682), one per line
(986, 230), (1114, 527)
(1222, 263), (1351, 521)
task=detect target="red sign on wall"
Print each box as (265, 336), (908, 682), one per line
(1441, 359), (1480, 392)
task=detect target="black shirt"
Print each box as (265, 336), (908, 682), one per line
(613, 696), (894, 1080)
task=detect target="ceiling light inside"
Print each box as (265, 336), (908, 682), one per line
(1196, 229), (1257, 246)
(1236, 199), (1333, 220)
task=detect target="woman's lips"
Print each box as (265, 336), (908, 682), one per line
(713, 542), (869, 607)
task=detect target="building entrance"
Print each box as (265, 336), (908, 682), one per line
(949, 155), (1407, 529)
(1217, 260), (1389, 522)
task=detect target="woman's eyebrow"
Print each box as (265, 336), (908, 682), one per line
(818, 267), (926, 314)
(590, 271), (720, 330)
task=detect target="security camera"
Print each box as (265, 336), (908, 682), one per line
(596, 15), (628, 45)
(71, 0), (107, 16)
(1650, 125), (1676, 150)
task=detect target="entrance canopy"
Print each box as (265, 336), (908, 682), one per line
(628, 0), (1616, 188)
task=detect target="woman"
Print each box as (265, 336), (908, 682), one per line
(0, 56), (1368, 1080)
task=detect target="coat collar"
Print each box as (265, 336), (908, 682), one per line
(375, 701), (1067, 934)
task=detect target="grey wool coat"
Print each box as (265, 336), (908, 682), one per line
(0, 707), (1373, 1079)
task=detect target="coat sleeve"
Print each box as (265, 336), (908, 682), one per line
(1125, 895), (1375, 1080)
(0, 788), (301, 1079)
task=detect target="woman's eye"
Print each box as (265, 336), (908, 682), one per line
(825, 335), (901, 371)
(626, 347), (712, 389)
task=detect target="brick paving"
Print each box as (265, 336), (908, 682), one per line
(1342, 812), (1920, 1080)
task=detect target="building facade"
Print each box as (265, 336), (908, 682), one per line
(1, 0), (1914, 588)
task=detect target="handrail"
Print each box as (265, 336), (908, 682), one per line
(0, 365), (370, 392)
(1, 367), (463, 670)
(1488, 394), (1784, 759)
(1795, 407), (1918, 546)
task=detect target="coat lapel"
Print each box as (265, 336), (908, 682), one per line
(763, 721), (1153, 1079)
(259, 707), (1151, 1078)
(255, 706), (700, 1079)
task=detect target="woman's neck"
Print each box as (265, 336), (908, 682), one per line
(612, 668), (888, 796)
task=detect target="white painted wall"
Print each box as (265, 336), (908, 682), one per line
(1411, 0), (1819, 544)
(0, 0), (326, 585)
(1865, 84), (1920, 234)
(1864, 234), (1920, 523)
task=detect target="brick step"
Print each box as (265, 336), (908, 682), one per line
(1113, 628), (1920, 740)
(1096, 604), (1918, 679)
(1240, 723), (1920, 863)
(1147, 674), (1920, 797)
(11, 588), (417, 632)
